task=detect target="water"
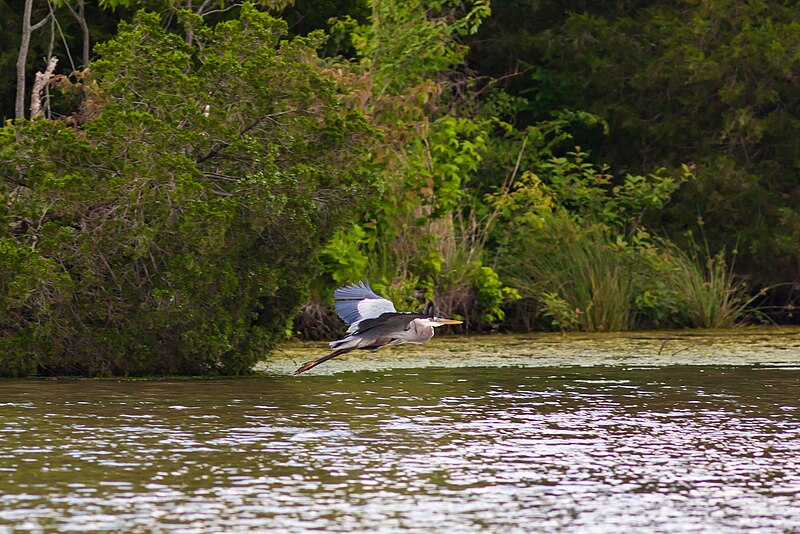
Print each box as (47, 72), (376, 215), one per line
(2, 335), (800, 532)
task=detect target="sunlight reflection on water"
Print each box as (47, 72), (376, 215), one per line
(0, 365), (799, 533)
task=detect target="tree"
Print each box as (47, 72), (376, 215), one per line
(468, 0), (800, 304)
(0, 5), (377, 376)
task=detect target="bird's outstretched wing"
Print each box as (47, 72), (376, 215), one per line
(334, 280), (397, 333)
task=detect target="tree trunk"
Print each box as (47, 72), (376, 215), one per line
(78, 0), (89, 66)
(15, 0), (50, 120)
(15, 0), (35, 120)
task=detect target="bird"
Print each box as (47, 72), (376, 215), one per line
(294, 280), (463, 375)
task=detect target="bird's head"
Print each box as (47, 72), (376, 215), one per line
(415, 317), (463, 327)
(420, 302), (462, 327)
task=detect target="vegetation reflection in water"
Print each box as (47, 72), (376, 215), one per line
(2, 348), (800, 532)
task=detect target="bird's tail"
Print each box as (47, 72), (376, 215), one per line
(329, 335), (359, 349)
(294, 347), (354, 375)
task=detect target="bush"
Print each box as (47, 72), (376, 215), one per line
(493, 141), (755, 331)
(0, 6), (376, 376)
(501, 215), (756, 332)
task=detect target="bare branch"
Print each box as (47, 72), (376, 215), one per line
(47, 0), (77, 73)
(62, 0), (90, 66)
(195, 0), (213, 15)
(31, 13), (51, 32)
(201, 3), (242, 16)
(30, 56), (58, 118)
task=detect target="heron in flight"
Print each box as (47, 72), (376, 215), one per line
(294, 280), (463, 375)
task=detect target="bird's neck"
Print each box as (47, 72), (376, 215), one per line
(412, 319), (435, 343)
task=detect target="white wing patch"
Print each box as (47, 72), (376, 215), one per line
(333, 280), (397, 333)
(357, 297), (396, 320)
(347, 298), (396, 333)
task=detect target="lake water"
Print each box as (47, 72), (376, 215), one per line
(2, 330), (800, 532)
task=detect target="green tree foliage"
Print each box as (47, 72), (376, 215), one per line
(307, 0), (517, 329)
(469, 0), (800, 294)
(0, 5), (376, 376)
(0, 0), (774, 358)
(307, 0), (750, 332)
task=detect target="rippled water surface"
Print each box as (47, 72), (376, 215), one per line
(2, 362), (800, 532)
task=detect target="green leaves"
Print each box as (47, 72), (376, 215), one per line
(491, 143), (690, 242)
(516, 0), (800, 287)
(320, 224), (371, 286)
(355, 0), (491, 96)
(0, 5), (376, 376)
(308, 0), (516, 328)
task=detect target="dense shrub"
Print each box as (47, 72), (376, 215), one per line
(492, 141), (753, 331)
(0, 6), (376, 376)
(469, 0), (800, 296)
(299, 0), (517, 330)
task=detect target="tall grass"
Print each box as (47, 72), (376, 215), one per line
(503, 220), (638, 331)
(662, 242), (752, 328)
(501, 217), (756, 331)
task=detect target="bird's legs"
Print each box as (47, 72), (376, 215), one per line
(294, 340), (392, 375)
(294, 348), (352, 375)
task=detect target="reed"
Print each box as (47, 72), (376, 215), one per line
(503, 221), (638, 331)
(661, 243), (752, 328)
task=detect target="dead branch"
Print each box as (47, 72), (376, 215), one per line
(30, 56), (58, 118)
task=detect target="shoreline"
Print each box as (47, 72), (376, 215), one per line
(265, 326), (800, 375)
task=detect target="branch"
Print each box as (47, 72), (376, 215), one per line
(202, 171), (239, 182)
(62, 0), (90, 66)
(31, 13), (52, 32)
(62, 0), (79, 21)
(200, 3), (242, 16)
(197, 141), (229, 163)
(198, 108), (298, 163)
(195, 0), (213, 15)
(30, 56), (58, 118)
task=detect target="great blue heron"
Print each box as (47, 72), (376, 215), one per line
(294, 280), (463, 375)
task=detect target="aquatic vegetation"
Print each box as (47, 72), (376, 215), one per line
(661, 242), (754, 329)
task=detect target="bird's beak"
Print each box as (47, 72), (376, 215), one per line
(435, 318), (463, 325)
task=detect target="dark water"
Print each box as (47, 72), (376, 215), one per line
(1, 366), (799, 533)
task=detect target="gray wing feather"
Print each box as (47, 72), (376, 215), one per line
(334, 280), (396, 328)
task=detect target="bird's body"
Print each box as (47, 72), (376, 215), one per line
(294, 281), (462, 374)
